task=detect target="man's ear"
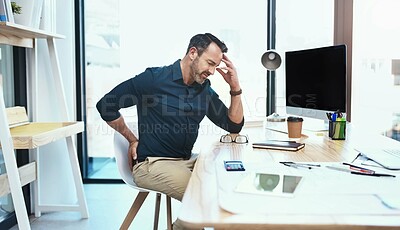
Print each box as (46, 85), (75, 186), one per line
(189, 47), (198, 61)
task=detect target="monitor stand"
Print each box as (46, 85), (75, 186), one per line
(302, 118), (329, 131)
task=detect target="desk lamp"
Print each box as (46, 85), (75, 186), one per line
(261, 50), (286, 122)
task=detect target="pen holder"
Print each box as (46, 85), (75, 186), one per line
(328, 120), (346, 140)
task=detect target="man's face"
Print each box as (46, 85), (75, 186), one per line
(190, 42), (223, 84)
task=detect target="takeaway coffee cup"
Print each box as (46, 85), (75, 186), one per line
(287, 116), (303, 138)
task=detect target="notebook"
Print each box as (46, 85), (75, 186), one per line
(252, 140), (305, 151)
(355, 147), (400, 170)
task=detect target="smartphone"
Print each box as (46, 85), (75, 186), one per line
(224, 160), (245, 171)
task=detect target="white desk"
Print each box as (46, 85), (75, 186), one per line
(178, 123), (400, 229)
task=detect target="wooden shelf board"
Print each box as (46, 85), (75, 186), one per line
(1, 122), (84, 149)
(0, 22), (64, 39)
(0, 162), (36, 197)
(0, 22), (64, 48)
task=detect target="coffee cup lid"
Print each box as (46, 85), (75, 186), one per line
(287, 116), (303, 122)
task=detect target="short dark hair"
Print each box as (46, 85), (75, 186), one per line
(186, 33), (228, 56)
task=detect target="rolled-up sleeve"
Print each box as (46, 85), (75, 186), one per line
(97, 68), (156, 121)
(206, 91), (244, 133)
(97, 75), (145, 121)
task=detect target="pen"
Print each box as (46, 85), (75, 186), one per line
(331, 113), (337, 122)
(326, 165), (353, 173)
(280, 162), (321, 169)
(326, 112), (332, 121)
(351, 171), (396, 177)
(342, 162), (375, 174)
(335, 110), (343, 118)
(327, 166), (396, 177)
(349, 166), (374, 174)
(280, 161), (321, 167)
(281, 163), (305, 169)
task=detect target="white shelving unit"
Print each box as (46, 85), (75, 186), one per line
(0, 21), (88, 230)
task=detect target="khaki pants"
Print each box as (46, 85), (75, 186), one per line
(132, 155), (197, 201)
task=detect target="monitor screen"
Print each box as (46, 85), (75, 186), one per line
(285, 44), (347, 121)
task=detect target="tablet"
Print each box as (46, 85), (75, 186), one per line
(235, 172), (303, 197)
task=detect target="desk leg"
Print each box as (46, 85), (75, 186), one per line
(47, 33), (88, 218)
(66, 136), (89, 218)
(46, 38), (70, 119)
(0, 94), (31, 229)
(31, 148), (41, 218)
(1, 142), (31, 230)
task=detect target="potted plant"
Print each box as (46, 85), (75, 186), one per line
(11, 2), (22, 15)
(12, 0), (44, 28)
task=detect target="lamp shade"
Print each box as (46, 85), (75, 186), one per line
(261, 50), (281, 70)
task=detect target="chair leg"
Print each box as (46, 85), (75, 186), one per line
(153, 193), (162, 230)
(120, 191), (149, 230)
(166, 195), (172, 230)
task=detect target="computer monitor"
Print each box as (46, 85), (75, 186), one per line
(285, 44), (347, 123)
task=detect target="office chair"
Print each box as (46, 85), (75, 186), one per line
(113, 129), (172, 230)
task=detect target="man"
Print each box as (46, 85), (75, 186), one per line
(96, 33), (244, 202)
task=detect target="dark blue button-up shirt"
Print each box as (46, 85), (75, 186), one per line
(96, 60), (244, 162)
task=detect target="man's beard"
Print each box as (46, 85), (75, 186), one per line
(190, 58), (208, 85)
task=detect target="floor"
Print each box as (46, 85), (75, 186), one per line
(10, 184), (182, 230)
(88, 157), (120, 179)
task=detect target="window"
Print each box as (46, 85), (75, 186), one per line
(352, 0), (400, 138)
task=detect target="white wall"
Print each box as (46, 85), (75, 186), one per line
(35, 0), (78, 205)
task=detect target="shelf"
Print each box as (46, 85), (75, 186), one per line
(0, 162), (36, 197)
(1, 122), (84, 149)
(0, 22), (64, 48)
(0, 16), (89, 228)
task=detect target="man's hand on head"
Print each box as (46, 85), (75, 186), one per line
(216, 54), (240, 91)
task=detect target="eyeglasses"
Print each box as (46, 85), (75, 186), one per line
(220, 134), (248, 144)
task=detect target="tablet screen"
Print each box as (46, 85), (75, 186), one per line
(235, 172), (303, 197)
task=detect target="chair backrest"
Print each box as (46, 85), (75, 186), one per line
(113, 126), (159, 193)
(113, 130), (136, 186)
